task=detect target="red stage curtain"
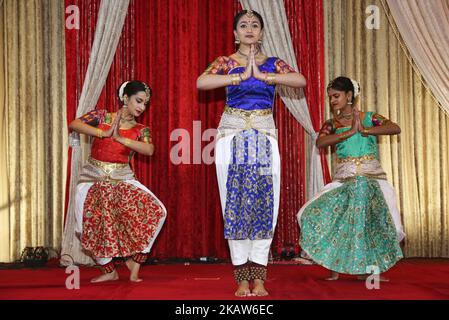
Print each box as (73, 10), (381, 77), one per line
(64, 0), (327, 260)
(131, 0), (238, 259)
(271, 0), (331, 256)
(284, 0), (331, 184)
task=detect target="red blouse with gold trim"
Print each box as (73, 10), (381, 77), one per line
(78, 109), (152, 164)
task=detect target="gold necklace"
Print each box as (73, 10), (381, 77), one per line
(340, 113), (353, 120)
(237, 48), (260, 58)
(120, 108), (135, 122)
(122, 115), (134, 121)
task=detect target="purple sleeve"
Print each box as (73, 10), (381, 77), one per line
(78, 109), (107, 127)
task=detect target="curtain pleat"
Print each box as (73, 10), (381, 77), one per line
(386, 0), (449, 114)
(0, 0), (10, 262)
(0, 0), (67, 262)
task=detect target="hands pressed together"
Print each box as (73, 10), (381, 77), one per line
(240, 44), (268, 82)
(99, 109), (122, 139)
(350, 103), (365, 134)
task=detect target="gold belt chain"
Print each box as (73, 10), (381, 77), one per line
(88, 157), (128, 175)
(336, 154), (377, 166)
(224, 105), (272, 118)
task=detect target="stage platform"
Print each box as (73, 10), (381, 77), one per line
(0, 259), (448, 300)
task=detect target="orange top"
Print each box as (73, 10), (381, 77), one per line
(78, 109), (151, 164)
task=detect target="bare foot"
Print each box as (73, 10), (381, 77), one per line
(90, 270), (119, 283)
(235, 280), (251, 297)
(125, 259), (143, 282)
(252, 279), (269, 296)
(325, 271), (339, 281)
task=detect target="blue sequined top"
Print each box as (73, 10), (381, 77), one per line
(203, 56), (296, 111)
(226, 57), (278, 111)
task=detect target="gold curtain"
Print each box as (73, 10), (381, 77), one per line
(324, 0), (449, 257)
(0, 0), (67, 262)
(0, 0), (9, 262)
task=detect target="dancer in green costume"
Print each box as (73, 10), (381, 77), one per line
(298, 77), (405, 281)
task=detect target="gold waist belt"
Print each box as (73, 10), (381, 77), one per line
(336, 154), (377, 166)
(224, 105), (272, 118)
(88, 157), (129, 175)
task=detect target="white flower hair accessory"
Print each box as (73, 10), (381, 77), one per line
(350, 79), (360, 98)
(118, 81), (130, 102)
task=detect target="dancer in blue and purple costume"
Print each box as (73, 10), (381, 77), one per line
(197, 9), (306, 297)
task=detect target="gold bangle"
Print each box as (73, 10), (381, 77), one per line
(265, 72), (276, 85)
(361, 128), (370, 137)
(338, 131), (351, 141)
(96, 128), (103, 138)
(123, 138), (132, 147)
(230, 73), (241, 86)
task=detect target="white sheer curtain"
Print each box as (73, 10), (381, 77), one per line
(60, 0), (130, 266)
(386, 0), (449, 115)
(240, 0), (324, 199)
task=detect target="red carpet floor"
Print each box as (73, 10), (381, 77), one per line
(0, 259), (448, 300)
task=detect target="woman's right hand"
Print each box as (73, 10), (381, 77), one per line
(103, 109), (122, 137)
(240, 46), (254, 81)
(112, 109), (123, 139)
(351, 107), (361, 133)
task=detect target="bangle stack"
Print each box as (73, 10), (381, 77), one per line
(96, 128), (103, 139)
(361, 128), (370, 137)
(230, 74), (241, 86)
(123, 138), (132, 147)
(338, 131), (352, 141)
(265, 73), (276, 85)
(113, 136), (132, 147)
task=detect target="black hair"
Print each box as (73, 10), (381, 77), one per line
(327, 76), (357, 102)
(233, 10), (264, 30)
(117, 80), (152, 104)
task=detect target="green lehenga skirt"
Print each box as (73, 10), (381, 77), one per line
(300, 176), (403, 275)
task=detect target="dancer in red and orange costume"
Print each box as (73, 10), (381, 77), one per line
(69, 80), (166, 283)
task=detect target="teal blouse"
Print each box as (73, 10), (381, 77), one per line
(319, 111), (389, 159)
